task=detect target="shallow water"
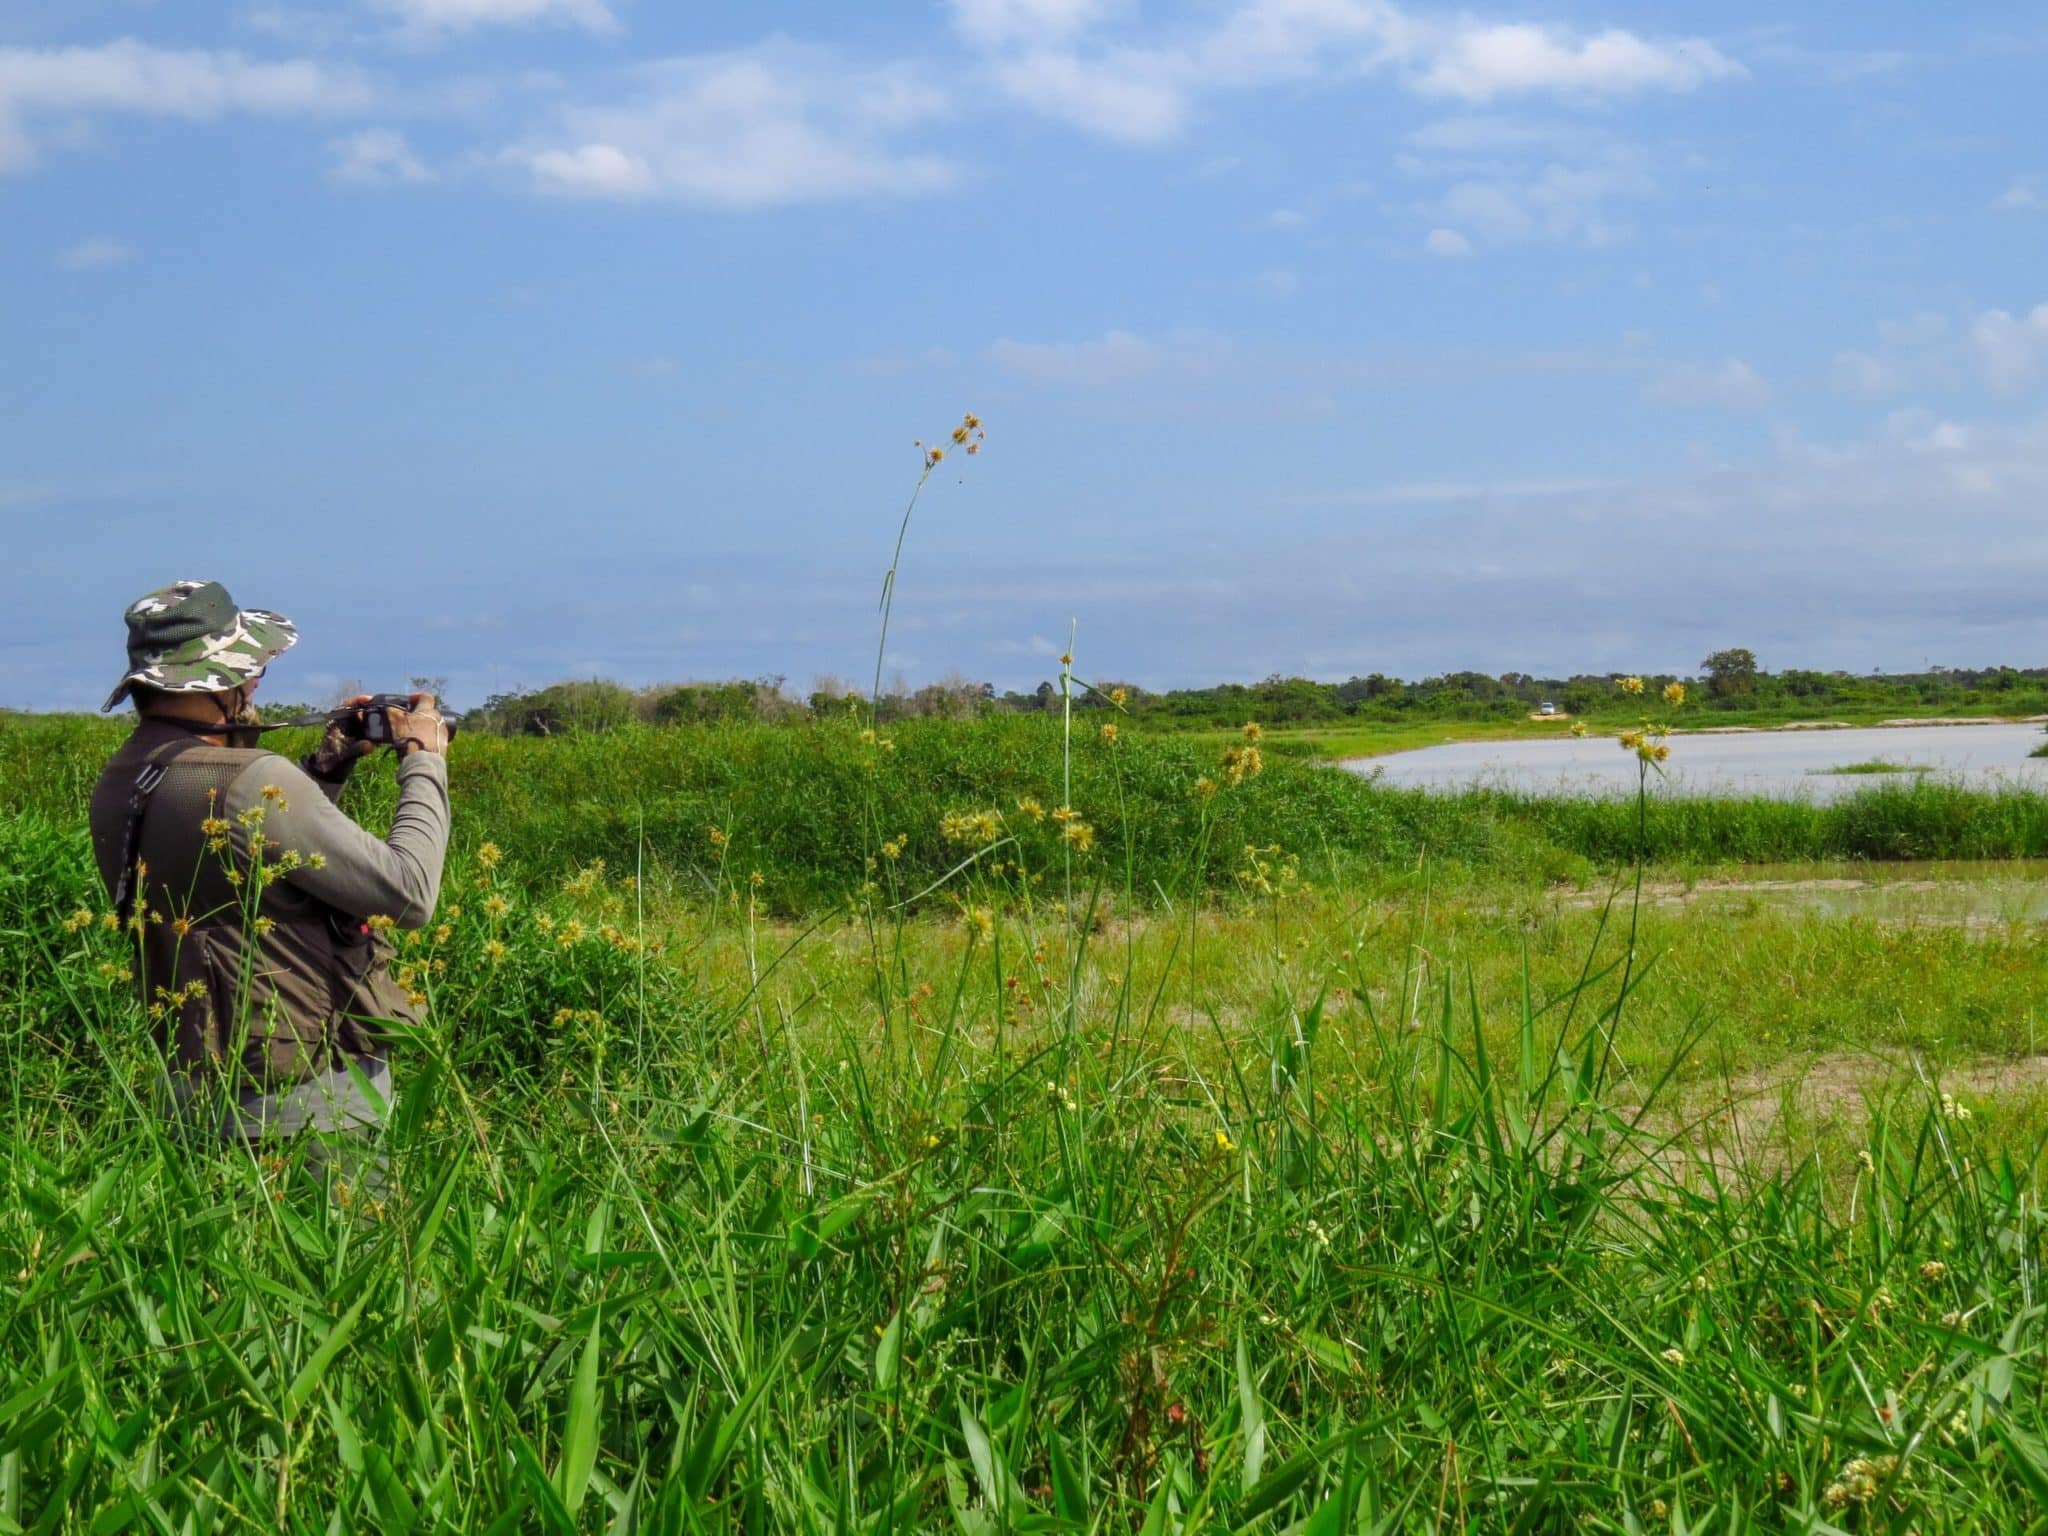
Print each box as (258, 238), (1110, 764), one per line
(1348, 722), (2048, 800)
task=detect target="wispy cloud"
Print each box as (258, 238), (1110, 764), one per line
(946, 0), (1742, 144)
(1423, 227), (1471, 257)
(1997, 178), (2046, 211)
(0, 38), (369, 175)
(55, 236), (133, 270)
(988, 329), (1159, 387)
(330, 127), (432, 184)
(371, 0), (617, 39)
(1972, 305), (2048, 393)
(1648, 358), (1771, 410)
(1436, 151), (1655, 247)
(510, 44), (956, 206)
(1834, 349), (1902, 396)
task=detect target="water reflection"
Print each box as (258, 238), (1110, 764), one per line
(1349, 723), (2048, 800)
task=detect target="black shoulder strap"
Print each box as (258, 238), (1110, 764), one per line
(111, 739), (189, 926)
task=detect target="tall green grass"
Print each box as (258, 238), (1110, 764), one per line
(10, 714), (2048, 913)
(4, 795), (2044, 1529)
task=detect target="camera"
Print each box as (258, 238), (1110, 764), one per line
(334, 694), (460, 744)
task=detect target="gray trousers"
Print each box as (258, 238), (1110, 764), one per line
(166, 1056), (392, 1201)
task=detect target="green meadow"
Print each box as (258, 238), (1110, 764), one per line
(2, 709), (2046, 1532)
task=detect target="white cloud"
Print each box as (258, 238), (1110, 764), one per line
(513, 45), (956, 207)
(989, 329), (1157, 387)
(1649, 358), (1771, 411)
(1405, 114), (1587, 153)
(1266, 206), (1308, 230)
(55, 236), (132, 270)
(1423, 226), (1470, 258)
(1835, 349), (1902, 396)
(990, 633), (1064, 657)
(1972, 305), (2048, 393)
(0, 38), (368, 173)
(330, 127), (431, 184)
(1437, 155), (1651, 247)
(952, 0), (1740, 143)
(1998, 179), (2045, 211)
(1414, 24), (1739, 103)
(1251, 267), (1299, 297)
(1885, 410), (1971, 455)
(988, 48), (1187, 143)
(373, 0), (616, 36)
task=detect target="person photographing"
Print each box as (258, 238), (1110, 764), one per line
(87, 579), (451, 1163)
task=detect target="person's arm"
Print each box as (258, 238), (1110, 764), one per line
(300, 694), (379, 806)
(232, 750), (451, 927)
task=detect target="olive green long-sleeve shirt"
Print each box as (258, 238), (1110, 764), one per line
(90, 718), (451, 928)
(88, 720), (453, 1124)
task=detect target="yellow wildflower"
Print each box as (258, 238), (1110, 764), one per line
(259, 784), (288, 807)
(483, 894), (510, 919)
(1109, 686), (1129, 707)
(482, 939), (506, 962)
(940, 809), (1003, 847)
(1618, 676), (1645, 695)
(1213, 1128), (1237, 1154)
(534, 913), (555, 934)
(1099, 723), (1119, 742)
(476, 841), (503, 869)
(1060, 820), (1095, 852)
(1242, 721), (1263, 742)
(1662, 681), (1686, 707)
(253, 917), (275, 938)
(366, 914), (397, 933)
(64, 908), (94, 932)
(1193, 776), (1218, 799)
(1220, 744), (1263, 785)
(1015, 797), (1046, 822)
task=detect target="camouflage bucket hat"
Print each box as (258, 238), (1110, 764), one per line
(101, 579), (298, 712)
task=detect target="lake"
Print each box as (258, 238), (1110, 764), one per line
(1346, 722), (2048, 800)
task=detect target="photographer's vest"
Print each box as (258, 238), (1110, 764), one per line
(87, 730), (413, 1091)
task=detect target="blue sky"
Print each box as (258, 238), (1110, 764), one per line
(4, 0), (2046, 709)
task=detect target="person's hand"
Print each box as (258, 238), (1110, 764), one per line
(306, 694), (378, 780)
(386, 692), (450, 758)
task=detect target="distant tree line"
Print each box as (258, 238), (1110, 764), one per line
(458, 650), (2048, 735)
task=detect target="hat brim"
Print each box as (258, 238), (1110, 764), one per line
(101, 607), (298, 712)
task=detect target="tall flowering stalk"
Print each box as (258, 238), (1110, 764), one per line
(869, 415), (984, 726)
